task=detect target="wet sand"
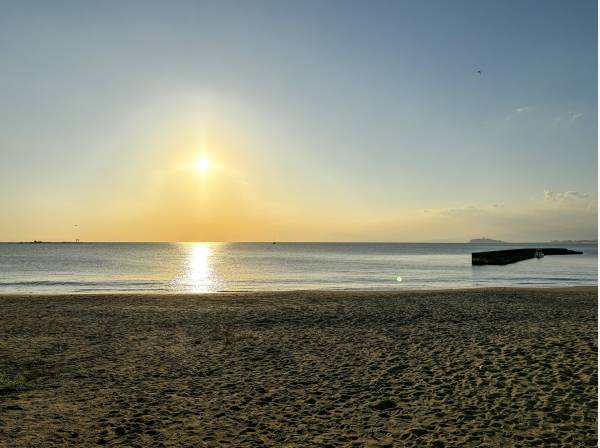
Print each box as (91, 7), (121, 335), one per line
(0, 287), (596, 447)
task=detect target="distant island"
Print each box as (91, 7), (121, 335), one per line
(469, 238), (507, 244)
(469, 238), (596, 244)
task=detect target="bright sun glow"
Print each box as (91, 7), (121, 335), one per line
(196, 158), (210, 173)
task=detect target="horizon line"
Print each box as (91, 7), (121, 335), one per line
(0, 240), (597, 244)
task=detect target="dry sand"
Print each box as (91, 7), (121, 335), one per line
(0, 287), (597, 447)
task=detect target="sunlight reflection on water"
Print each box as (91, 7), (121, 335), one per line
(173, 242), (218, 292)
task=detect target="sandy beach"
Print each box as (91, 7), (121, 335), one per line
(0, 287), (596, 447)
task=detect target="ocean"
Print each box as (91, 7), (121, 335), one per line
(0, 242), (596, 294)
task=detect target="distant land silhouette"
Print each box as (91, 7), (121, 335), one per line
(469, 238), (507, 244)
(469, 238), (596, 244)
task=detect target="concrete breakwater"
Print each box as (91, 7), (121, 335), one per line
(472, 248), (583, 265)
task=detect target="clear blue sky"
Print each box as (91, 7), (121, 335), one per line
(0, 0), (597, 241)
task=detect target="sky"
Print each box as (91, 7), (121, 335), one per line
(0, 0), (597, 242)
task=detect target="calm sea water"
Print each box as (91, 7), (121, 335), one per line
(0, 242), (596, 294)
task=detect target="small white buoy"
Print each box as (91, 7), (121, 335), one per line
(396, 276), (403, 282)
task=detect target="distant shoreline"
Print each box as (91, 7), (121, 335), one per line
(1, 285), (596, 297)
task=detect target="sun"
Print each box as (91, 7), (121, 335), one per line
(195, 158), (210, 173)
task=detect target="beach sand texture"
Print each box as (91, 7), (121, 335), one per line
(0, 288), (597, 447)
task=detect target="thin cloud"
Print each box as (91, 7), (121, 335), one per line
(514, 106), (530, 114)
(440, 203), (506, 217)
(543, 190), (596, 209)
(553, 112), (583, 124)
(506, 106), (531, 121)
(567, 111), (583, 121)
(442, 205), (483, 217)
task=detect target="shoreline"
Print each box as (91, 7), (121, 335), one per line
(0, 284), (597, 298)
(1, 287), (597, 446)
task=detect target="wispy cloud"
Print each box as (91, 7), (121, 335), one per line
(441, 203), (507, 217)
(553, 111), (583, 125)
(442, 205), (484, 217)
(543, 190), (596, 209)
(506, 106), (532, 121)
(568, 111), (583, 121)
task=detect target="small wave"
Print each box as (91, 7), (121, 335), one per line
(0, 280), (160, 287)
(0, 280), (90, 286)
(73, 287), (171, 292)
